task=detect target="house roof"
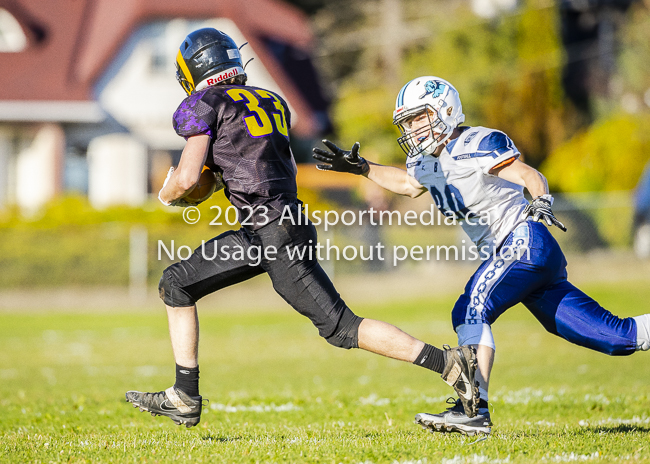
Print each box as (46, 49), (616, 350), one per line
(0, 0), (318, 134)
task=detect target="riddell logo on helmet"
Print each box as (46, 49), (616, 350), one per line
(206, 69), (240, 86)
(195, 66), (244, 92)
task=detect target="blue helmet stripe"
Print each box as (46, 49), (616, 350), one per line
(397, 79), (416, 107)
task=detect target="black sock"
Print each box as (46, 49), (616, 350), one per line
(478, 399), (489, 411)
(413, 343), (446, 374)
(174, 364), (200, 397)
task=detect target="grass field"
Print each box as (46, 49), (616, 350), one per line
(1, 280), (649, 463)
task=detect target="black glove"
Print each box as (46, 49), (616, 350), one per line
(522, 194), (567, 232)
(312, 140), (370, 175)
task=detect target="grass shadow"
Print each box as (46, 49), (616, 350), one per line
(581, 425), (650, 434)
(202, 434), (243, 442)
(586, 424), (650, 433)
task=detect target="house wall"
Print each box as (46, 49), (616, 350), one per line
(15, 124), (65, 213)
(0, 124), (64, 212)
(87, 134), (147, 209)
(0, 127), (10, 209)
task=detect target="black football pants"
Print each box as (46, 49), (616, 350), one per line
(159, 205), (358, 344)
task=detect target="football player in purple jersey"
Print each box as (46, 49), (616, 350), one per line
(125, 29), (481, 428)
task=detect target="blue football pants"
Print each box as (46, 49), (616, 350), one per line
(452, 220), (637, 356)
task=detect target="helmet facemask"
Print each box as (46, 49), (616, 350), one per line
(175, 61), (195, 96)
(395, 105), (451, 157)
(393, 76), (464, 158)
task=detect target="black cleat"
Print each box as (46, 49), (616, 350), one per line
(416, 397), (492, 436)
(125, 386), (202, 428)
(440, 345), (479, 417)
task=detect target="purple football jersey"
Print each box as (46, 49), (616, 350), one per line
(173, 85), (298, 229)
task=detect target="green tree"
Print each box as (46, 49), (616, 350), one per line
(543, 4), (650, 193)
(616, 5), (650, 107)
(331, 1), (576, 167)
(332, 84), (400, 164)
(542, 114), (650, 192)
(402, 1), (572, 168)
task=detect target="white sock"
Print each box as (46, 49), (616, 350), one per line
(456, 323), (495, 350)
(457, 324), (493, 411)
(633, 314), (650, 351)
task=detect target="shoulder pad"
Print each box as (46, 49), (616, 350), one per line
(477, 130), (513, 152)
(173, 90), (216, 138)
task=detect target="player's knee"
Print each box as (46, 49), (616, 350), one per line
(598, 340), (634, 356)
(158, 267), (196, 307)
(324, 308), (363, 349)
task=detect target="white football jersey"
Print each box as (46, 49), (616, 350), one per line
(406, 126), (528, 251)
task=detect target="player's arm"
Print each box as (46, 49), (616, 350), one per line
(489, 158), (548, 198)
(312, 140), (427, 198)
(158, 134), (210, 205)
(365, 162), (428, 198)
(491, 158), (566, 231)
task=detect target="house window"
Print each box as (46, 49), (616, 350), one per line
(150, 50), (167, 74)
(150, 38), (168, 75)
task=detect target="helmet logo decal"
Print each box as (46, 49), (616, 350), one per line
(204, 67), (240, 86)
(419, 80), (446, 99)
(196, 66), (244, 91)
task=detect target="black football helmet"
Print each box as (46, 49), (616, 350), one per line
(175, 28), (246, 96)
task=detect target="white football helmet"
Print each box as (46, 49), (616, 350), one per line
(393, 76), (465, 157)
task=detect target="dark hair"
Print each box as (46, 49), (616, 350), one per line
(221, 74), (248, 86)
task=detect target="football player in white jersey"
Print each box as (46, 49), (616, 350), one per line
(313, 76), (650, 436)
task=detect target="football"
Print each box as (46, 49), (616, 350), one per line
(182, 166), (223, 204)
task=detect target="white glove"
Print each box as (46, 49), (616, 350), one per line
(522, 194), (567, 232)
(158, 167), (196, 207)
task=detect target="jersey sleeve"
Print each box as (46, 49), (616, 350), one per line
(474, 131), (520, 175)
(172, 92), (217, 139)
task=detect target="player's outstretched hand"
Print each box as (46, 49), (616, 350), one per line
(522, 195), (567, 232)
(312, 140), (369, 175)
